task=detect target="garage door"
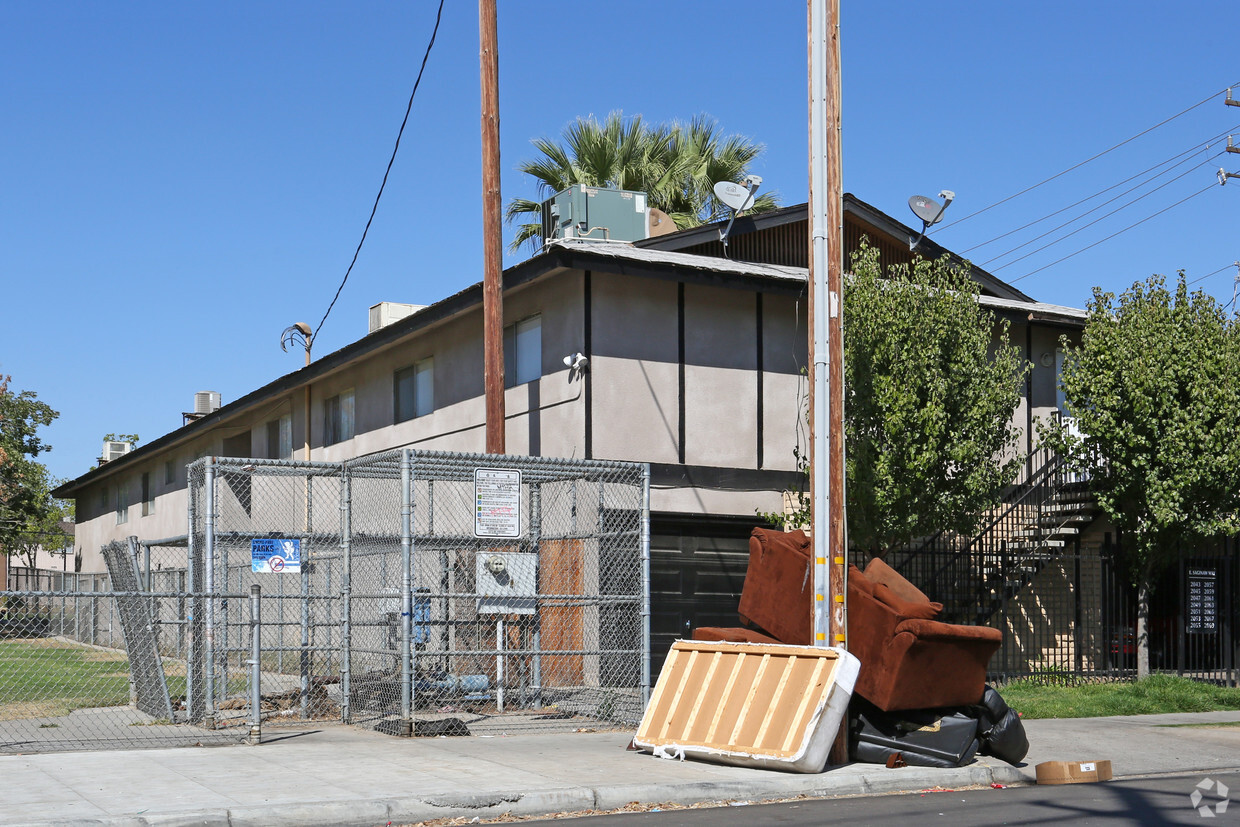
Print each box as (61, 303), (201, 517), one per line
(648, 515), (756, 675)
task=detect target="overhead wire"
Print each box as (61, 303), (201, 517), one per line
(983, 152), (1224, 270)
(1187, 263), (1236, 286)
(1007, 181), (1219, 284)
(313, 0), (446, 344)
(932, 80), (1240, 234)
(961, 127), (1239, 255)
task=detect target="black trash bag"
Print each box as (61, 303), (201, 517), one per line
(849, 698), (981, 769)
(974, 685), (1028, 765)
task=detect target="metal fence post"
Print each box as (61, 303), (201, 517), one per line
(248, 584), (262, 744)
(204, 457), (217, 729)
(399, 451), (414, 736)
(340, 469), (352, 724)
(300, 475), (312, 720)
(641, 463), (652, 706)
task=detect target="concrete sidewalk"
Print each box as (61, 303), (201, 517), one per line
(3, 710), (1240, 827)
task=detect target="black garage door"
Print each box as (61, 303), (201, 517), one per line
(648, 514), (758, 676)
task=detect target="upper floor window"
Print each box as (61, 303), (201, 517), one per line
(324, 389), (355, 445)
(395, 358), (434, 423)
(115, 482), (129, 525)
(505, 314), (542, 387)
(164, 459), (176, 486)
(141, 472), (154, 517)
(267, 414), (292, 460)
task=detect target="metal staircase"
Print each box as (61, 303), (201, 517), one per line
(887, 444), (1099, 625)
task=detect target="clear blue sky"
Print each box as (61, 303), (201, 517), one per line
(3, 1), (1237, 485)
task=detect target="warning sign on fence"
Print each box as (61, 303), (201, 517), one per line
(474, 468), (521, 538)
(251, 538), (301, 573)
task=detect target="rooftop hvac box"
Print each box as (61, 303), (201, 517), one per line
(541, 185), (649, 243)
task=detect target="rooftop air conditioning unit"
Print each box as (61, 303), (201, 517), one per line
(369, 302), (426, 334)
(541, 185), (650, 245)
(101, 441), (132, 463)
(194, 391), (222, 415)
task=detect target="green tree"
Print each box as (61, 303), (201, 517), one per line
(8, 464), (72, 569)
(0, 375), (60, 565)
(843, 244), (1029, 556)
(1048, 275), (1240, 678)
(505, 112), (778, 252)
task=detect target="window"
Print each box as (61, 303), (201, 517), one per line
(98, 485), (108, 512)
(395, 358), (434, 423)
(164, 459), (175, 486)
(116, 482), (129, 525)
(141, 472), (154, 517)
(267, 414), (292, 459)
(324, 389), (355, 445)
(504, 314), (542, 387)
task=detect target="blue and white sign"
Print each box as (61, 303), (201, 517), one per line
(251, 538), (301, 573)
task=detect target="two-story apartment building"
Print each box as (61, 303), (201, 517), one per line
(54, 194), (1087, 658)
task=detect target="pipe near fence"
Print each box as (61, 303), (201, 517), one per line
(340, 471), (352, 724)
(204, 458), (217, 729)
(399, 451), (414, 736)
(248, 584), (261, 744)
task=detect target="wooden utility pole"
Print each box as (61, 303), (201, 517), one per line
(480, 0), (505, 454)
(808, 0), (847, 762)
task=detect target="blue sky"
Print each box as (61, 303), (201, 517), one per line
(3, 1), (1237, 485)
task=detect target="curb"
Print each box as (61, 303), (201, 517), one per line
(4, 764), (1036, 827)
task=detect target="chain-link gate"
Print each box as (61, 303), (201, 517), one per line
(189, 450), (650, 738)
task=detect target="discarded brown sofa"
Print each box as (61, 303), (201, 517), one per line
(693, 527), (1003, 712)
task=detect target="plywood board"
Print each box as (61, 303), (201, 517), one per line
(539, 539), (584, 686)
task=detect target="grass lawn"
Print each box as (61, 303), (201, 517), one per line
(0, 638), (188, 720)
(998, 674), (1240, 720)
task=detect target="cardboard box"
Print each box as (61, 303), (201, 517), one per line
(1035, 759), (1113, 785)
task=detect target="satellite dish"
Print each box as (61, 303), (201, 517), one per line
(714, 181), (757, 213)
(907, 189), (955, 250)
(909, 195), (945, 225)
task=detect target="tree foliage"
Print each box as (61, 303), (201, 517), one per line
(505, 111), (778, 252)
(1047, 275), (1240, 676)
(0, 376), (62, 564)
(843, 245), (1029, 556)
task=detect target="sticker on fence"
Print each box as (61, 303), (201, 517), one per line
(474, 468), (522, 538)
(251, 538), (301, 573)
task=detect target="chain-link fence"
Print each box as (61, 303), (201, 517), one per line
(188, 450), (650, 738)
(2, 450), (648, 754)
(1, 551), (242, 753)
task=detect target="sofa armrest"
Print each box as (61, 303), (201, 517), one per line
(895, 617), (1003, 644)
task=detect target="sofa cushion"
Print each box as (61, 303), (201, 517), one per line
(873, 583), (942, 620)
(864, 557), (932, 605)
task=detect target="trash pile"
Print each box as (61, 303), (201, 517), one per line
(637, 527), (1028, 772)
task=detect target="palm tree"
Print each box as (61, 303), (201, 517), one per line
(505, 112), (778, 253)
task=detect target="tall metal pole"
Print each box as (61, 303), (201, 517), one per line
(809, 0), (848, 766)
(808, 0), (846, 648)
(480, 0), (505, 454)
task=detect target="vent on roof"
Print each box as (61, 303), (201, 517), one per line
(194, 391), (222, 415)
(101, 440), (132, 464)
(369, 302), (426, 334)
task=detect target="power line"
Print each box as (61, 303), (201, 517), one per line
(985, 153), (1222, 270)
(1008, 181), (1218, 284)
(933, 81), (1240, 233)
(961, 128), (1238, 255)
(1187, 263), (1236, 285)
(313, 0), (446, 344)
